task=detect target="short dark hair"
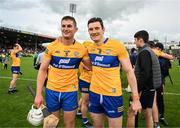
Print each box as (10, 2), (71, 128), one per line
(156, 43), (164, 50)
(61, 16), (77, 27)
(134, 30), (149, 43)
(148, 41), (156, 48)
(87, 17), (104, 29)
(131, 48), (136, 53)
(13, 44), (17, 48)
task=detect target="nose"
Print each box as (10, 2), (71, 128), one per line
(64, 26), (69, 30)
(91, 29), (97, 35)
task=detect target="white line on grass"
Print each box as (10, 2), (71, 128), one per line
(1, 77), (180, 96)
(123, 88), (180, 96)
(164, 92), (180, 96)
(0, 76), (36, 81)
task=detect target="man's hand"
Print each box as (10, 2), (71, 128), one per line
(131, 99), (142, 115)
(34, 94), (44, 108)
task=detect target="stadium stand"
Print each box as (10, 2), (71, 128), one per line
(0, 26), (56, 51)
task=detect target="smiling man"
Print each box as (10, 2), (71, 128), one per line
(34, 16), (91, 128)
(86, 17), (141, 128)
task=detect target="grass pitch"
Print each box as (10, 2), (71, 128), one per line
(0, 57), (180, 127)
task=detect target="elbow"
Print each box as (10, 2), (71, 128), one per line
(170, 56), (174, 60)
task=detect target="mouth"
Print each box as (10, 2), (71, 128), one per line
(91, 33), (99, 38)
(63, 30), (70, 34)
(63, 32), (70, 36)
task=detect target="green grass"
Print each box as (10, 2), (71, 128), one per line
(0, 57), (180, 127)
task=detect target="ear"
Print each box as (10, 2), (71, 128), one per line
(75, 27), (78, 33)
(140, 38), (144, 43)
(102, 27), (105, 34)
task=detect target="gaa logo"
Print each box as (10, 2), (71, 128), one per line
(74, 51), (79, 57)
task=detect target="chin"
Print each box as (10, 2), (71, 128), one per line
(64, 37), (70, 39)
(91, 38), (99, 42)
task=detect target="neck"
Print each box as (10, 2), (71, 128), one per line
(95, 37), (105, 46)
(60, 37), (74, 45)
(139, 43), (145, 48)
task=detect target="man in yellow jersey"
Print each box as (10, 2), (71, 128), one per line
(86, 17), (141, 128)
(78, 41), (93, 128)
(34, 16), (91, 128)
(8, 43), (22, 94)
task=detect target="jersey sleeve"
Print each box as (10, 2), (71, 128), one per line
(79, 62), (84, 74)
(82, 46), (90, 61)
(153, 49), (164, 57)
(117, 42), (129, 60)
(159, 51), (165, 57)
(43, 44), (53, 60)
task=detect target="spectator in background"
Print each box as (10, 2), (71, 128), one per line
(155, 42), (173, 126)
(127, 30), (161, 128)
(3, 52), (9, 70)
(35, 46), (46, 70)
(125, 48), (138, 93)
(35, 46), (48, 87)
(148, 41), (173, 126)
(33, 51), (38, 67)
(130, 48), (137, 68)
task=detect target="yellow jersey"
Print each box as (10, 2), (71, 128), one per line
(87, 38), (129, 96)
(152, 49), (165, 57)
(44, 39), (89, 92)
(79, 62), (92, 83)
(79, 41), (93, 83)
(11, 50), (20, 66)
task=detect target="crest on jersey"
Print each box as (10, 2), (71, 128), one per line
(64, 50), (70, 57)
(97, 48), (102, 54)
(74, 51), (79, 57)
(106, 49), (111, 54)
(112, 88), (116, 93)
(55, 50), (60, 54)
(72, 85), (76, 89)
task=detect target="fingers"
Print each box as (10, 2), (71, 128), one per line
(133, 110), (138, 115)
(131, 102), (142, 115)
(36, 103), (41, 108)
(34, 96), (43, 108)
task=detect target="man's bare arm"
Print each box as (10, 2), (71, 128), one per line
(34, 58), (50, 108)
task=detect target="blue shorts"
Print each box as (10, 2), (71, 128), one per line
(89, 91), (123, 118)
(79, 79), (90, 93)
(11, 66), (20, 74)
(45, 88), (78, 112)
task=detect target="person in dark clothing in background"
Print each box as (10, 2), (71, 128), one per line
(125, 48), (138, 92)
(127, 30), (161, 128)
(130, 48), (137, 68)
(155, 43), (173, 126)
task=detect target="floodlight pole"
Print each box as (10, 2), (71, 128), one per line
(70, 3), (76, 17)
(165, 36), (167, 50)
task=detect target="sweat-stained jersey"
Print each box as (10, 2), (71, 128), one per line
(79, 41), (93, 83)
(11, 50), (21, 66)
(44, 39), (89, 92)
(87, 38), (129, 96)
